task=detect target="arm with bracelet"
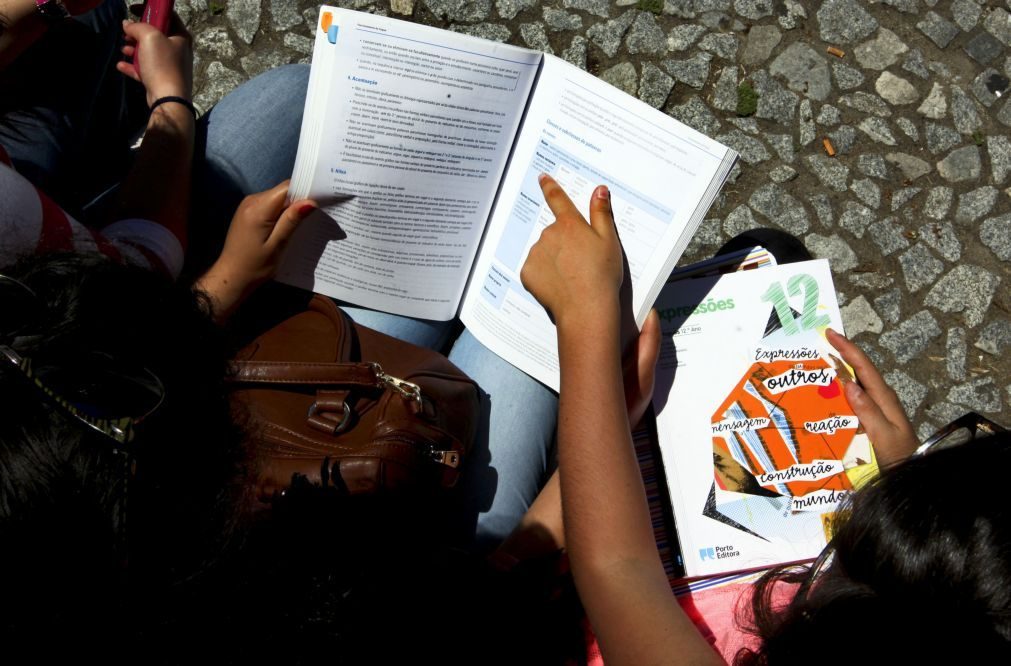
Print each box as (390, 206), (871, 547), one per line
(109, 8), (193, 251)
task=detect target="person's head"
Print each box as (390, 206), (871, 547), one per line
(0, 253), (249, 654)
(738, 432), (1011, 664)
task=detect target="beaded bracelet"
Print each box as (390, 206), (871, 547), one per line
(149, 96), (196, 119)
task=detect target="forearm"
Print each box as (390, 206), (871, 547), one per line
(525, 176), (719, 664)
(557, 305), (721, 665)
(0, 0), (47, 69)
(556, 303), (659, 571)
(111, 102), (194, 246)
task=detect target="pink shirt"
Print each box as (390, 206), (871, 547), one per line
(584, 575), (798, 664)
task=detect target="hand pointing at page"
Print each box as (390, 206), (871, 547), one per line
(520, 173), (623, 329)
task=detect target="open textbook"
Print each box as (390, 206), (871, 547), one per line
(652, 259), (878, 578)
(281, 7), (737, 390)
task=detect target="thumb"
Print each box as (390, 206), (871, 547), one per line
(638, 309), (662, 386)
(624, 309), (662, 428)
(588, 185), (616, 239)
(268, 199), (316, 247)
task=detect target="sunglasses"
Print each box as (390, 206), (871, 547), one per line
(0, 274), (165, 448)
(913, 412), (1007, 457)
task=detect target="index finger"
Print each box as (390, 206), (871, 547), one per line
(121, 18), (159, 41)
(538, 173), (581, 222)
(826, 328), (907, 425)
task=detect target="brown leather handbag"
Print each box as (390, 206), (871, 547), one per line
(228, 296), (479, 506)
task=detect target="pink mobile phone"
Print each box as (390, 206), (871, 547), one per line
(140, 0), (173, 33)
(133, 0), (174, 75)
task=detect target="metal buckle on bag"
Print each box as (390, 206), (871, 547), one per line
(369, 363), (422, 404)
(307, 400), (352, 434)
(431, 450), (461, 468)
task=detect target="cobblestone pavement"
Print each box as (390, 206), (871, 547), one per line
(184, 0), (1011, 435)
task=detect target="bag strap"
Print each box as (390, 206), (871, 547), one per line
(229, 360), (424, 403)
(231, 360), (381, 387)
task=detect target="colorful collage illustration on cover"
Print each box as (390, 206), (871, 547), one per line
(706, 294), (877, 545)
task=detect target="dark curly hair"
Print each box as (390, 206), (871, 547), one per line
(735, 432), (1011, 664)
(0, 253), (251, 658)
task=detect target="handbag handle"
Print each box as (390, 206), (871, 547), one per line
(230, 360), (422, 402)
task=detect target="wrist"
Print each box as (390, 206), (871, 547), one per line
(555, 295), (620, 337)
(198, 261), (250, 322)
(150, 95), (196, 118)
(147, 97), (196, 136)
(146, 80), (192, 107)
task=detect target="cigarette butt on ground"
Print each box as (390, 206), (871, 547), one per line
(823, 138), (836, 156)
(826, 46), (845, 58)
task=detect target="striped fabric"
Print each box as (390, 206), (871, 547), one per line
(0, 147), (183, 278)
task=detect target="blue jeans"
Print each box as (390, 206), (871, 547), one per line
(198, 65), (558, 549)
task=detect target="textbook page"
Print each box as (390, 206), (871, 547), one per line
(651, 260), (877, 578)
(278, 7), (542, 320)
(460, 54), (737, 390)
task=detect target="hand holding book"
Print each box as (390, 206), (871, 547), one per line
(825, 328), (918, 469)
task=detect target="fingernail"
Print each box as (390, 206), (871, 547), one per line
(538, 172), (549, 184)
(298, 204), (316, 217)
(594, 185), (610, 201)
(844, 380), (863, 400)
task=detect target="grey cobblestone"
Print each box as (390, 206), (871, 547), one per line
(807, 233), (858, 272)
(918, 221), (961, 261)
(740, 24), (779, 65)
(924, 187), (953, 219)
(975, 319), (1011, 357)
(948, 377), (1003, 413)
(885, 153), (932, 180)
(869, 217), (910, 256)
(946, 326), (968, 381)
(924, 265), (1000, 328)
(895, 117), (919, 142)
(841, 295), (884, 337)
(851, 178), (881, 209)
(828, 125), (857, 154)
(918, 11), (960, 49)
(884, 370), (928, 417)
(838, 201), (876, 238)
(880, 310), (943, 364)
(980, 213), (1011, 261)
(898, 243), (944, 292)
(955, 186), (998, 224)
(874, 288), (903, 324)
(890, 186), (921, 212)
(857, 153), (887, 179)
(186, 0), (1011, 433)
(855, 28), (909, 71)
